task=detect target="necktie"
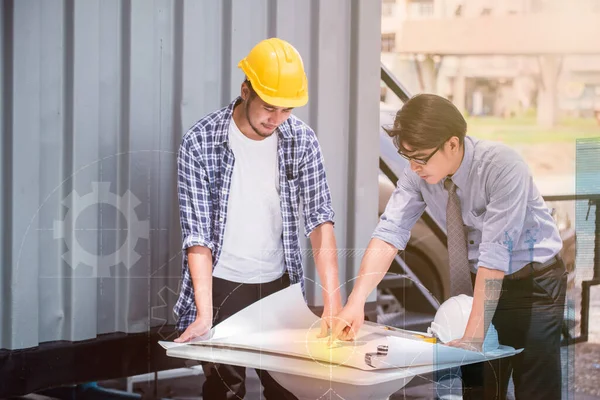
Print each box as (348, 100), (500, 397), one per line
(444, 178), (474, 296)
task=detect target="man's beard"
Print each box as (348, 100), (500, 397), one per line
(245, 100), (276, 138)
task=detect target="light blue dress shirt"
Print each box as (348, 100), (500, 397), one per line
(373, 136), (563, 274)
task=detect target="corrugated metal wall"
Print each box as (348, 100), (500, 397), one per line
(0, 0), (381, 350)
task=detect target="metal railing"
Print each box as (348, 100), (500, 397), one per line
(380, 63), (447, 246)
(545, 195), (600, 344)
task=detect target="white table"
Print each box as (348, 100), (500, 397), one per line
(162, 341), (521, 400)
(160, 284), (521, 399)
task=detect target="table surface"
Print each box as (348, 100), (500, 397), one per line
(162, 341), (521, 386)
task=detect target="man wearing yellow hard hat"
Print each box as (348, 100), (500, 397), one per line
(173, 38), (342, 399)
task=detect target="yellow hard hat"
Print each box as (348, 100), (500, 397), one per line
(238, 38), (308, 108)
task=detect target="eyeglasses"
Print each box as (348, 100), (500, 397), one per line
(398, 141), (445, 166)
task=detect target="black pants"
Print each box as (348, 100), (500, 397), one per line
(460, 259), (567, 400)
(201, 274), (298, 400)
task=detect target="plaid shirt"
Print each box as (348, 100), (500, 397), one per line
(174, 98), (335, 330)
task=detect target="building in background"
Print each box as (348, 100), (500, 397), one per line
(381, 0), (600, 126)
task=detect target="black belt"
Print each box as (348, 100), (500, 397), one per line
(504, 255), (561, 281)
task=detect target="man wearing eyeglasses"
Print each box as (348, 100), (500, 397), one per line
(330, 94), (566, 399)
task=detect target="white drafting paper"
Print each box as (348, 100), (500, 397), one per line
(368, 336), (520, 369)
(207, 282), (321, 341)
(160, 283), (521, 370)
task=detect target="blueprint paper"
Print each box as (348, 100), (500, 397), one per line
(159, 282), (319, 349)
(161, 283), (520, 370)
(207, 282), (321, 341)
(368, 336), (519, 369)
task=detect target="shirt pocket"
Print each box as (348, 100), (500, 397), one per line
(465, 209), (485, 265)
(465, 226), (482, 265)
(470, 206), (486, 220)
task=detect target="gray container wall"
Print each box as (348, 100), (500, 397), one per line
(0, 0), (381, 350)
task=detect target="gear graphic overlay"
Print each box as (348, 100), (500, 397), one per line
(53, 182), (150, 276)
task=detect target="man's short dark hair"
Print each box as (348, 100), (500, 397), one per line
(384, 94), (467, 152)
(244, 78), (257, 99)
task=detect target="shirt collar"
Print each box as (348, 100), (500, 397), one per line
(218, 97), (293, 145)
(277, 118), (293, 140)
(445, 136), (473, 190)
(217, 98), (239, 146)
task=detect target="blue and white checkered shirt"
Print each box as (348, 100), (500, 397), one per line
(174, 98), (335, 330)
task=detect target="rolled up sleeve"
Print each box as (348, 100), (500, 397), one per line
(299, 132), (335, 238)
(177, 138), (214, 253)
(372, 168), (427, 250)
(478, 161), (530, 272)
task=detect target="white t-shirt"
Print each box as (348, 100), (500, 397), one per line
(212, 118), (286, 283)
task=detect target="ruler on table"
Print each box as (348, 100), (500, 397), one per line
(363, 320), (437, 343)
